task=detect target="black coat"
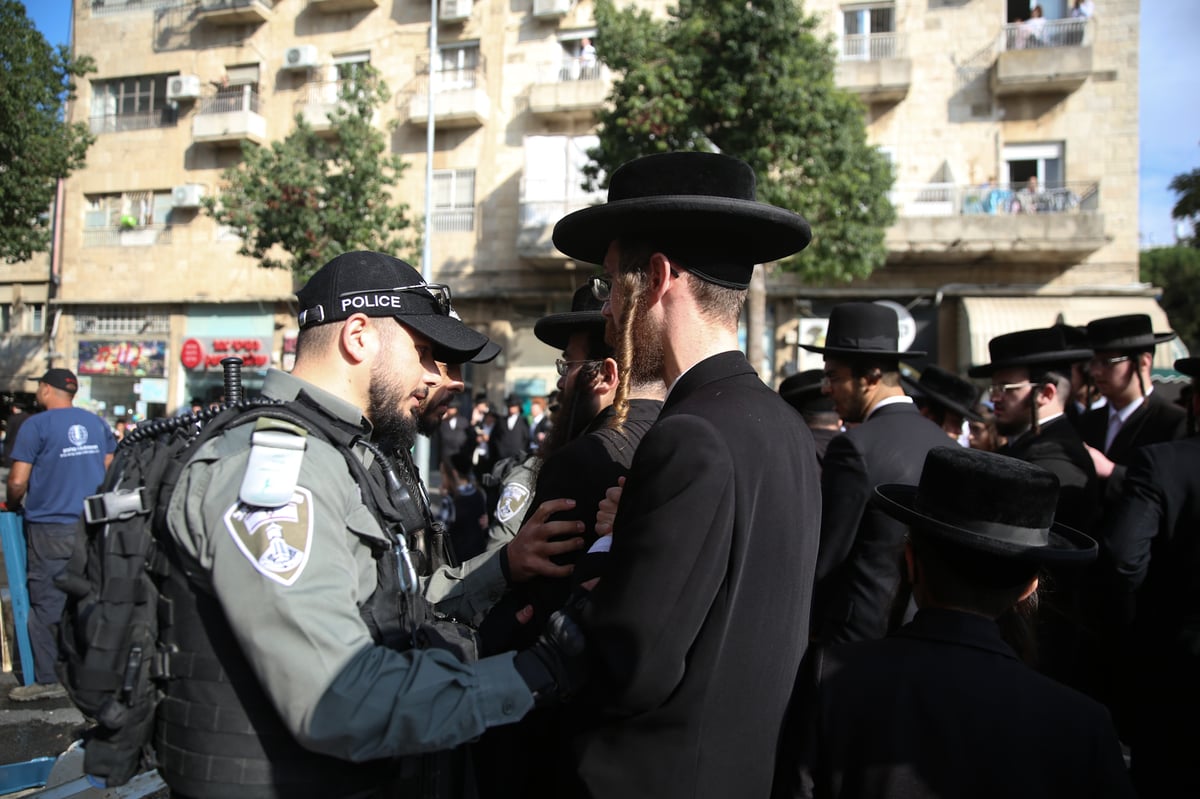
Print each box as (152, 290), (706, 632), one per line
(489, 413), (532, 463)
(774, 608), (1134, 799)
(1099, 435), (1200, 797)
(1079, 390), (1186, 500)
(573, 351), (821, 799)
(1000, 414), (1100, 535)
(436, 414), (472, 475)
(813, 401), (952, 644)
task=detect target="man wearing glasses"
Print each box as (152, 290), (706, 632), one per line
(549, 152), (820, 799)
(156, 251), (584, 799)
(1079, 314), (1186, 500)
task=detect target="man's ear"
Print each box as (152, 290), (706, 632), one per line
(645, 252), (677, 303)
(593, 357), (620, 394)
(339, 314), (377, 366)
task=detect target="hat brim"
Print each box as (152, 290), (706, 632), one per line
(1090, 332), (1177, 350)
(552, 197), (813, 267)
(534, 311), (607, 351)
(901, 375), (983, 423)
(1175, 357), (1200, 377)
(967, 349), (1094, 378)
(470, 340), (502, 364)
(398, 313), (489, 363)
(873, 483), (1097, 563)
(800, 344), (927, 359)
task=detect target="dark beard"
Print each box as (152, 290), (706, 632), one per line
(369, 377), (421, 452)
(541, 376), (598, 459)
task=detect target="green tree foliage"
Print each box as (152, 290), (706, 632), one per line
(1169, 166), (1200, 247)
(0, 0), (95, 263)
(1140, 246), (1200, 353)
(204, 67), (414, 282)
(585, 0), (895, 282)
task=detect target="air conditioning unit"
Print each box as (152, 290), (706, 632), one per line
(172, 183), (206, 209)
(167, 74), (201, 102)
(283, 45), (319, 71)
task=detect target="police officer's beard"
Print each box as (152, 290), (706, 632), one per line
(368, 369), (421, 452)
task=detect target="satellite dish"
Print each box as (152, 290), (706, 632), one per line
(874, 300), (917, 353)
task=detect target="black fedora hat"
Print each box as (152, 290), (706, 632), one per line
(779, 369), (835, 414)
(874, 446), (1097, 563)
(902, 365), (983, 422)
(534, 283), (606, 350)
(800, 302), (926, 359)
(552, 152), (812, 289)
(1176, 357), (1200, 377)
(967, 325), (1094, 378)
(1086, 314), (1176, 351)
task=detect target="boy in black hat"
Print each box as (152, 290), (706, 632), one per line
(1080, 314), (1186, 498)
(774, 447), (1133, 799)
(1098, 356), (1200, 798)
(903, 364), (983, 444)
(802, 302), (950, 645)
(551, 151), (821, 799)
(779, 369), (842, 464)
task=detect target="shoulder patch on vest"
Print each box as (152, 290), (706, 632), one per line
(224, 487), (315, 586)
(495, 482), (531, 524)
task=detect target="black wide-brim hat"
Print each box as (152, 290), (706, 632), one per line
(968, 325), (1093, 378)
(779, 369), (835, 414)
(1176, 357), (1200, 377)
(552, 152), (812, 289)
(874, 446), (1097, 563)
(902, 365), (983, 422)
(534, 283), (606, 350)
(801, 302), (926, 359)
(1086, 313), (1176, 351)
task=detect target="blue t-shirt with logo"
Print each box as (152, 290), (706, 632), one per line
(10, 407), (116, 523)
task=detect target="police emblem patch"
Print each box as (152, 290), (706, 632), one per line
(223, 488), (315, 586)
(495, 482), (531, 524)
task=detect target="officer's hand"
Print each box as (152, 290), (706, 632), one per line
(506, 498), (585, 583)
(594, 476), (625, 537)
(513, 605), (588, 707)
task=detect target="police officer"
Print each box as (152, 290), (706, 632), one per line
(158, 251), (581, 799)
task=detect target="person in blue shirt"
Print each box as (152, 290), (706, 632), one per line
(7, 368), (115, 701)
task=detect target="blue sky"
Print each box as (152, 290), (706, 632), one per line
(23, 0), (1200, 249)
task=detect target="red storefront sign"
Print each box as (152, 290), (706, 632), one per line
(179, 337), (273, 371)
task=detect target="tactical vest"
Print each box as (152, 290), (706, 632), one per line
(154, 394), (436, 799)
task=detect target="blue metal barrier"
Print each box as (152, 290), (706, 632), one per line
(0, 511), (34, 686)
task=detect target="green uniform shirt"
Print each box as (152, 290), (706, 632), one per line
(165, 368), (533, 762)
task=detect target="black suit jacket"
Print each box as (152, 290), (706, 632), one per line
(489, 413), (532, 463)
(1000, 415), (1100, 534)
(1098, 435), (1200, 795)
(574, 351), (821, 799)
(814, 401), (952, 644)
(775, 609), (1134, 799)
(1079, 391), (1186, 499)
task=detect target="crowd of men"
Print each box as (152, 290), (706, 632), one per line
(6, 151), (1197, 799)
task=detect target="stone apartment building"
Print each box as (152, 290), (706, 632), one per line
(0, 0), (1173, 424)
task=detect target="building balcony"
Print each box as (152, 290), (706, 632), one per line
(193, 87), (267, 145)
(89, 107), (178, 134)
(195, 0), (273, 26)
(439, 0), (472, 23)
(408, 69), (489, 129)
(83, 224), (174, 248)
(992, 19), (1092, 96)
(293, 81), (379, 135)
(835, 33), (911, 103)
(885, 181), (1106, 265)
(518, 183), (603, 265)
(532, 0), (571, 19)
(529, 60), (609, 120)
(308, 0), (378, 12)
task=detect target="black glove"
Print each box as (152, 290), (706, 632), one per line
(513, 607), (588, 707)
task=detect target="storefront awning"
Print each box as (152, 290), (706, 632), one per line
(958, 295), (1189, 372)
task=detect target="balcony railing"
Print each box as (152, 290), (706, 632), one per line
(1000, 18), (1089, 51)
(89, 0), (188, 17)
(89, 107), (178, 134)
(890, 181), (1099, 217)
(520, 178), (604, 228)
(840, 32), (906, 61)
(83, 224), (173, 248)
(534, 58), (607, 83)
(198, 85), (262, 116)
(431, 208), (475, 233)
